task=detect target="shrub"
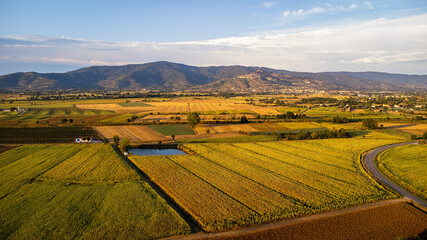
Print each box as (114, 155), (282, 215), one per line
(187, 112), (201, 128)
(113, 135), (120, 146)
(240, 116), (249, 123)
(362, 118), (378, 129)
(119, 138), (131, 152)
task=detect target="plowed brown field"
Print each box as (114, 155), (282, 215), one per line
(222, 202), (427, 240)
(179, 201), (427, 240)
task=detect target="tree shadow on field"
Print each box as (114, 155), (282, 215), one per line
(398, 229), (427, 240)
(349, 130), (370, 137)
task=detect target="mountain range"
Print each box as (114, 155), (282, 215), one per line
(0, 61), (426, 91)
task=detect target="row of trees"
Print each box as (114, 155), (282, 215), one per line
(277, 129), (350, 140)
(113, 135), (131, 152)
(276, 112), (307, 119)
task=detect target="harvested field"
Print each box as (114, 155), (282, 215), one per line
(279, 122), (322, 129)
(131, 138), (402, 232)
(76, 99), (276, 115)
(193, 201), (427, 240)
(195, 124), (258, 134)
(177, 134), (278, 143)
(382, 123), (427, 135)
(250, 122), (289, 131)
(93, 125), (168, 144)
(317, 122), (361, 130)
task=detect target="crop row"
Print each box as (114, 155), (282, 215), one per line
(131, 138), (401, 232)
(0, 144), (190, 239)
(0, 127), (100, 144)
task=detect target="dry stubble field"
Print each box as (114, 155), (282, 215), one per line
(93, 125), (169, 143)
(76, 98), (280, 115)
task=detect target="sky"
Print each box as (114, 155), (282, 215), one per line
(0, 0), (426, 75)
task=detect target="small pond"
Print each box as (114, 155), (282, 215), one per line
(129, 148), (187, 156)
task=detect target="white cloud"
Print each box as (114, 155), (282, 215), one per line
(1, 14), (426, 74)
(281, 2), (372, 18)
(282, 10), (291, 17)
(262, 2), (276, 8)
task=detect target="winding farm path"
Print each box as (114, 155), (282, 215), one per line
(363, 141), (427, 210)
(164, 142), (427, 240)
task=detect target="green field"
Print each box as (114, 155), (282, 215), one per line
(130, 138), (402, 232)
(149, 124), (195, 135)
(0, 144), (190, 239)
(377, 144), (427, 200)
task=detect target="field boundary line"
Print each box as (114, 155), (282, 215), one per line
(113, 147), (202, 233)
(0, 145), (83, 200)
(165, 156), (261, 216)
(219, 143), (339, 199)
(163, 198), (407, 240)
(118, 126), (141, 142)
(193, 145), (310, 207)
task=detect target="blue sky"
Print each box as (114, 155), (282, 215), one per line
(0, 0), (426, 74)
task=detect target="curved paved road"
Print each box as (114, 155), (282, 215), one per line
(363, 142), (427, 210)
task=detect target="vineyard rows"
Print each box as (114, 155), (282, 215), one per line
(0, 127), (99, 144)
(130, 138), (402, 232)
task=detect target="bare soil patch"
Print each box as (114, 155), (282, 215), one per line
(173, 201), (426, 240)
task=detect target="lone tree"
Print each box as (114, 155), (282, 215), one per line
(362, 118), (378, 130)
(187, 112), (200, 128)
(113, 135), (120, 146)
(119, 138), (131, 152)
(240, 116), (249, 123)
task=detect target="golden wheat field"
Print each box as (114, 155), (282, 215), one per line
(194, 123), (258, 134)
(76, 98), (281, 115)
(93, 125), (169, 143)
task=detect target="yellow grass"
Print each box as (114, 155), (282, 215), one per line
(250, 122), (289, 131)
(278, 122), (321, 129)
(382, 123), (427, 135)
(76, 99), (279, 115)
(195, 124), (258, 134)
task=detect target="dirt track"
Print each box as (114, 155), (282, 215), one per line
(162, 142), (427, 240)
(363, 141), (427, 210)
